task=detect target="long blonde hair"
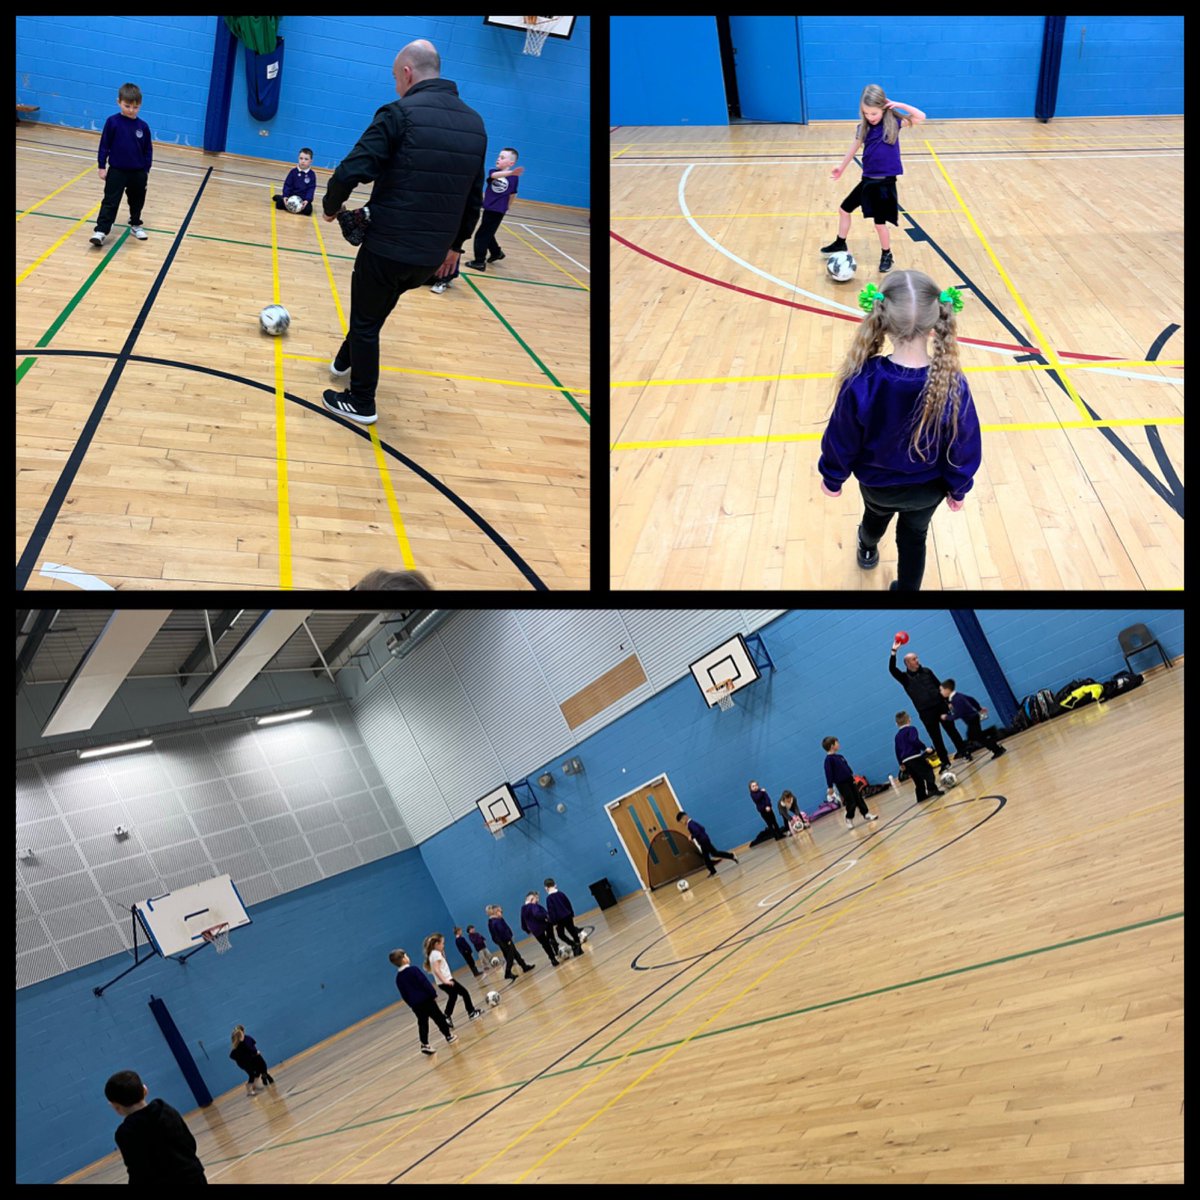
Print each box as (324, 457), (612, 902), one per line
(832, 270), (965, 463)
(422, 933), (443, 972)
(231, 1025), (245, 1049)
(855, 83), (900, 145)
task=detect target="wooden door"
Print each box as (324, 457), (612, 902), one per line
(608, 775), (701, 889)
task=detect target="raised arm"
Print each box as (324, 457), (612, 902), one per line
(886, 99), (927, 126)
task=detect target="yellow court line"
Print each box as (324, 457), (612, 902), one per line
(269, 202), (293, 589)
(610, 144), (636, 159)
(283, 353), (589, 395)
(612, 209), (962, 221)
(309, 210), (415, 570)
(16, 198), (102, 285)
(505, 225), (590, 290)
(16, 163), (94, 223)
(924, 141), (1090, 420)
(500, 793), (1182, 1182)
(611, 417), (1185, 452)
(612, 360), (1184, 389)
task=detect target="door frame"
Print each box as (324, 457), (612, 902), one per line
(605, 772), (683, 892)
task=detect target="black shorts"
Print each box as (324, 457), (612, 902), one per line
(841, 176), (899, 226)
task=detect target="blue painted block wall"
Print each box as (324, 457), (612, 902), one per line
(801, 16), (1043, 122)
(976, 610), (1183, 701)
(1056, 16), (1183, 117)
(610, 17), (728, 127)
(15, 15), (590, 209)
(15, 849), (454, 1184)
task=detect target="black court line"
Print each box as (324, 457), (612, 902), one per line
(882, 173), (1185, 522)
(385, 792), (977, 1182)
(632, 795), (1004, 970)
(16, 169), (213, 589)
(1142, 324), (1185, 502)
(14, 349), (549, 591)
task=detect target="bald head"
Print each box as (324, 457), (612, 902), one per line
(393, 40), (440, 95)
(904, 653), (919, 671)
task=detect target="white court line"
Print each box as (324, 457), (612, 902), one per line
(517, 220), (591, 237)
(676, 163), (1183, 390)
(37, 562), (115, 590)
(757, 858), (857, 907)
(516, 222), (590, 271)
(17, 144), (271, 188)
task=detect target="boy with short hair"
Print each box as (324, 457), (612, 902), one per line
(677, 811), (739, 875)
(103, 1070), (207, 1184)
(91, 83), (153, 247)
(823, 736), (879, 829)
(466, 924), (490, 972)
(389, 948), (456, 1055)
(487, 904), (534, 981)
(543, 878), (584, 957)
(465, 147), (523, 270)
(939, 680), (1007, 759)
(454, 925), (481, 977)
(520, 888), (560, 967)
(272, 147), (317, 215)
(894, 711), (945, 802)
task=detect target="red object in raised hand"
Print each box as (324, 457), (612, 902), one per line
(894, 631), (909, 645)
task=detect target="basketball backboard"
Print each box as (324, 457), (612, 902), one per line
(689, 633), (761, 707)
(485, 15), (576, 39)
(135, 874), (250, 958)
(476, 782), (524, 833)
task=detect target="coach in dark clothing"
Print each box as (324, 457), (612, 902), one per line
(321, 39), (487, 425)
(888, 640), (969, 766)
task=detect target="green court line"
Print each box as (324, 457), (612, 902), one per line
(194, 909), (1181, 1168)
(462, 272), (590, 424)
(15, 227), (131, 384)
(15, 209), (586, 290)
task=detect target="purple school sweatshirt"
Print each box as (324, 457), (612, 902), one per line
(860, 119), (904, 177)
(818, 356), (981, 499)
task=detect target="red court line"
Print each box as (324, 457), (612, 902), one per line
(610, 229), (1129, 362)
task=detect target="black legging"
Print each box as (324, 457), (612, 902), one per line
(918, 703), (968, 764)
(859, 479), (947, 591)
(756, 805), (781, 836)
(273, 197), (313, 215)
(438, 979), (477, 1019)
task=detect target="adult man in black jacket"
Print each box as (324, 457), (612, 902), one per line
(321, 39), (487, 426)
(888, 638), (970, 766)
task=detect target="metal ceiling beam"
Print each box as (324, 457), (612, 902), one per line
(314, 613), (381, 677)
(178, 609), (244, 687)
(40, 611), (171, 736)
(16, 609), (58, 697)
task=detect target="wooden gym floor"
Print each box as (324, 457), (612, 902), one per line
(610, 118), (1183, 591)
(16, 126), (590, 591)
(65, 662), (1183, 1184)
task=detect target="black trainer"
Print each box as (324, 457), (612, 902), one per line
(465, 259), (486, 270)
(488, 250), (505, 262)
(880, 249), (894, 273)
(856, 526), (879, 570)
(820, 235), (848, 255)
(322, 389), (377, 426)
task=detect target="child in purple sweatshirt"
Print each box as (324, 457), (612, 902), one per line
(543, 878), (584, 957)
(823, 736), (879, 829)
(91, 82), (153, 247)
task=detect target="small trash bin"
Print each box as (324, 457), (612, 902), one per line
(589, 878), (617, 910)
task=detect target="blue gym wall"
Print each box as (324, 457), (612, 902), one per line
(609, 16), (727, 126)
(976, 610), (1183, 700)
(608, 16), (1182, 125)
(15, 850), (453, 1185)
(15, 15), (590, 209)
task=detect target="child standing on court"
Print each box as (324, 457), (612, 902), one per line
(272, 147), (316, 215)
(823, 736), (879, 829)
(103, 1070), (207, 1184)
(229, 1025), (275, 1096)
(454, 926), (482, 977)
(939, 679), (1008, 759)
(818, 269), (982, 591)
(465, 147), (523, 270)
(467, 924), (490, 972)
(425, 933), (484, 1025)
(677, 810), (739, 875)
(487, 904), (534, 981)
(894, 711), (945, 802)
(90, 83), (153, 247)
(389, 948), (456, 1055)
(821, 84), (925, 274)
(543, 878), (585, 957)
(520, 889), (560, 967)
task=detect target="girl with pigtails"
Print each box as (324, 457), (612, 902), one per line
(817, 270), (982, 592)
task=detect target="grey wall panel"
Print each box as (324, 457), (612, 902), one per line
(273, 859), (322, 892)
(44, 772), (119, 814)
(121, 792), (185, 824)
(15, 815), (73, 849)
(213, 849), (270, 882)
(157, 735), (224, 786)
(28, 871), (100, 911)
(273, 760), (327, 792)
(177, 779), (235, 811)
(16, 889), (37, 923)
(277, 778), (330, 809)
(316, 845), (362, 877)
(202, 829), (252, 861)
(359, 831), (399, 863)
(63, 802), (134, 842)
(16, 918), (49, 955)
(137, 815), (200, 852)
(16, 765), (59, 823)
(237, 792), (290, 825)
(93, 858), (159, 895)
(252, 814), (302, 845)
(236, 873), (279, 906)
(77, 832), (147, 870)
(515, 609), (632, 697)
(261, 836), (312, 870)
(619, 610), (748, 689)
(42, 901), (106, 943)
(149, 843), (212, 878)
(294, 802), (341, 833)
(228, 768), (280, 799)
(58, 927), (128, 971)
(16, 946), (65, 990)
(346, 812), (387, 841)
(203, 730), (269, 778)
(105, 759), (177, 799)
(18, 844), (87, 884)
(307, 824), (353, 854)
(190, 804), (246, 837)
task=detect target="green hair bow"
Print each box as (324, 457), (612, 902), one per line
(858, 283), (884, 314)
(939, 286), (964, 312)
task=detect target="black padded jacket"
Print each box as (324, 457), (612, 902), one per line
(323, 77), (487, 266)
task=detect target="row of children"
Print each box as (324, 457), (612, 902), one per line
(391, 880), (586, 1056)
(90, 84), (524, 296)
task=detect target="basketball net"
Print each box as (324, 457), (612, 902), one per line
(708, 681), (735, 712)
(522, 15), (559, 56)
(487, 819), (506, 840)
(201, 923), (232, 954)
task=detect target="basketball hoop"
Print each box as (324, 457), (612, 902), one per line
(521, 15), (560, 56)
(486, 819), (506, 840)
(707, 681), (736, 712)
(200, 923), (232, 955)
